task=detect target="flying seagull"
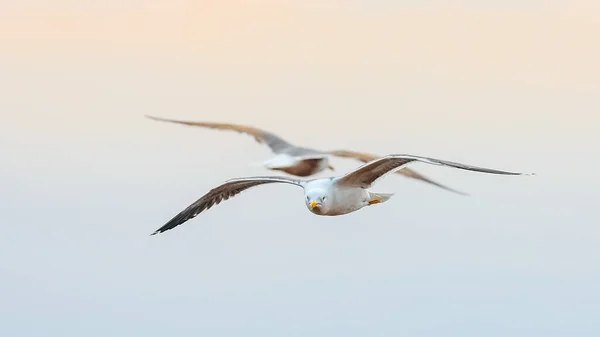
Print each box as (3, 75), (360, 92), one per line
(145, 115), (465, 195)
(150, 154), (533, 235)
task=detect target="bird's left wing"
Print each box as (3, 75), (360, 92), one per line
(145, 115), (295, 153)
(329, 150), (466, 195)
(336, 154), (532, 189)
(151, 177), (304, 235)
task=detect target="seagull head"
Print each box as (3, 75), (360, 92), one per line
(305, 189), (331, 214)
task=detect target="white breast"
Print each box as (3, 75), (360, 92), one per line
(330, 184), (370, 215)
(305, 179), (369, 216)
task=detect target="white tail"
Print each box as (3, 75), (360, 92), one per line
(368, 192), (395, 205)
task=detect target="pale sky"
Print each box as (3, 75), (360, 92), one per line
(1, 0), (599, 336)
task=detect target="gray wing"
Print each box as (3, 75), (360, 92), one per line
(284, 146), (330, 158)
(145, 115), (295, 154)
(150, 177), (304, 235)
(328, 149), (467, 195)
(337, 154), (532, 188)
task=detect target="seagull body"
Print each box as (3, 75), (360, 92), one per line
(150, 154), (532, 235)
(297, 178), (385, 216)
(257, 152), (332, 177)
(145, 115), (465, 194)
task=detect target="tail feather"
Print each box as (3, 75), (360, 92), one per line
(368, 192), (395, 205)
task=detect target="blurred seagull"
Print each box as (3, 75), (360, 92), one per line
(150, 154), (533, 235)
(145, 115), (465, 195)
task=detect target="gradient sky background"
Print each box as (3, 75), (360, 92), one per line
(1, 0), (599, 336)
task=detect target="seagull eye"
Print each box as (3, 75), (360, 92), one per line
(322, 196), (326, 201)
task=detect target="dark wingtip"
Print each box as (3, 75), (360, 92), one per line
(144, 115), (161, 121)
(150, 226), (170, 236)
(501, 169), (534, 176)
(423, 181), (469, 197)
(506, 171), (535, 176)
(442, 186), (469, 196)
(454, 190), (470, 197)
(150, 226), (166, 236)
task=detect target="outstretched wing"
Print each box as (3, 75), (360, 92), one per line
(336, 154), (531, 188)
(151, 177), (304, 235)
(145, 115), (294, 153)
(329, 150), (466, 195)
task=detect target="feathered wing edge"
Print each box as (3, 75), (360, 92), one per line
(336, 153), (532, 188)
(150, 177), (304, 235)
(145, 115), (295, 153)
(328, 150), (467, 195)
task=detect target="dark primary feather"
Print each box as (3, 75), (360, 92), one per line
(338, 154), (530, 188)
(150, 177), (303, 235)
(145, 115), (294, 153)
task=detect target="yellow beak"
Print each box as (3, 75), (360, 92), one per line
(310, 200), (318, 209)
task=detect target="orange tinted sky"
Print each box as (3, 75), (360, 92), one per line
(1, 0), (598, 89)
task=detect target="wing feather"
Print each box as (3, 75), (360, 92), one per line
(145, 115), (293, 153)
(336, 154), (531, 188)
(329, 150), (465, 194)
(151, 177), (304, 235)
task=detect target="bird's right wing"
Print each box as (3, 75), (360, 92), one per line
(329, 150), (466, 195)
(151, 177), (304, 235)
(336, 154), (531, 189)
(145, 115), (294, 153)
